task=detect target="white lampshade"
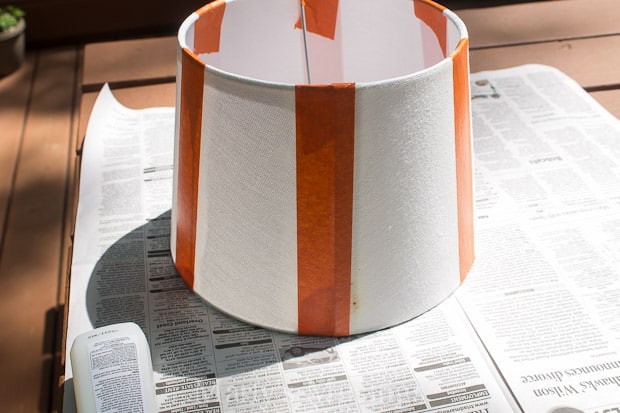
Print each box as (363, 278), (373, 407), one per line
(171, 0), (474, 336)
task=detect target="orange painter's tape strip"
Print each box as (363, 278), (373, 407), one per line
(296, 84), (355, 336)
(452, 38), (475, 282)
(194, 0), (226, 54)
(175, 48), (205, 288)
(414, 0), (448, 57)
(295, 0), (339, 40)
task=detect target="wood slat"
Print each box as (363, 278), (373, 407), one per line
(470, 35), (620, 90)
(0, 47), (78, 413)
(0, 56), (34, 246)
(53, 46), (84, 413)
(458, 0), (620, 49)
(82, 37), (177, 91)
(591, 90), (620, 120)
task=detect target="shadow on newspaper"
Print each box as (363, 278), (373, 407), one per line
(85, 209), (359, 380)
(81, 210), (526, 412)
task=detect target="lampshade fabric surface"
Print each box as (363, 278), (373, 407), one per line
(171, 0), (474, 336)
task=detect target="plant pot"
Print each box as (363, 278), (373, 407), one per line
(0, 18), (25, 76)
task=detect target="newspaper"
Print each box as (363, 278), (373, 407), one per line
(63, 64), (620, 412)
(457, 65), (620, 412)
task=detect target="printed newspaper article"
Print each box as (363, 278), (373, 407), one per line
(64, 65), (620, 412)
(457, 66), (620, 413)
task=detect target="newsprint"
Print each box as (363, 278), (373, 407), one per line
(64, 65), (620, 413)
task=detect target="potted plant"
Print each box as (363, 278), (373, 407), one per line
(0, 5), (25, 76)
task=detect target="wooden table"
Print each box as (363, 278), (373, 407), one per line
(60, 0), (620, 410)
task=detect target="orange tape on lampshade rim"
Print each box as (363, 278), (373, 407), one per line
(452, 38), (475, 282)
(295, 84), (355, 336)
(295, 0), (339, 40)
(413, 0), (448, 57)
(175, 47), (205, 288)
(194, 0), (226, 54)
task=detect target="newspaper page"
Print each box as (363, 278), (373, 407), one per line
(63, 84), (516, 412)
(456, 65), (620, 413)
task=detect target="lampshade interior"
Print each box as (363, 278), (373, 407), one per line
(180, 0), (464, 84)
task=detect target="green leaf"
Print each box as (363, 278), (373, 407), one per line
(0, 5), (24, 32)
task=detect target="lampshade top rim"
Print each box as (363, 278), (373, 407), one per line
(178, 0), (468, 88)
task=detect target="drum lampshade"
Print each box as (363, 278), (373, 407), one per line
(171, 0), (474, 336)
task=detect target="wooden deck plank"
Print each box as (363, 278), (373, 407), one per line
(470, 35), (620, 90)
(0, 47), (78, 413)
(458, 0), (620, 48)
(591, 90), (620, 120)
(82, 37), (177, 91)
(0, 56), (35, 247)
(54, 46), (84, 413)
